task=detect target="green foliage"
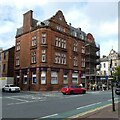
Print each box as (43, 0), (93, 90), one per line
(113, 66), (120, 82)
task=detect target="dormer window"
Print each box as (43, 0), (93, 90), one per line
(56, 26), (64, 32)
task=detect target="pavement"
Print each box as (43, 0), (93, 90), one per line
(72, 102), (120, 120)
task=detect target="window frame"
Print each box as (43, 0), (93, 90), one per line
(41, 33), (46, 44)
(41, 71), (46, 84)
(32, 36), (37, 47)
(31, 51), (36, 64)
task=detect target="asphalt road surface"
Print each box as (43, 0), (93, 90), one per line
(1, 90), (119, 119)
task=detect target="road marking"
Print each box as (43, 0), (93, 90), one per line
(76, 102), (102, 110)
(8, 101), (29, 105)
(65, 95), (83, 98)
(6, 97), (29, 102)
(7, 99), (46, 105)
(41, 113), (58, 118)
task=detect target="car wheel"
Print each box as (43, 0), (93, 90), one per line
(9, 89), (11, 92)
(2, 88), (5, 92)
(70, 90), (74, 94)
(63, 93), (66, 95)
(82, 90), (86, 94)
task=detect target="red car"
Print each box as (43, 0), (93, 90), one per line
(61, 85), (86, 95)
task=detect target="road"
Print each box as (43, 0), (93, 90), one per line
(1, 90), (119, 119)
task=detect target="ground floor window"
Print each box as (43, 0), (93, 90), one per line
(32, 71), (37, 84)
(23, 73), (27, 84)
(16, 75), (20, 85)
(63, 74), (68, 84)
(72, 73), (78, 84)
(51, 71), (58, 84)
(41, 71), (46, 84)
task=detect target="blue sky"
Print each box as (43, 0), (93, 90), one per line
(0, 0), (119, 57)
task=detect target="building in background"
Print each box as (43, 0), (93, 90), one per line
(97, 49), (120, 86)
(1, 46), (15, 77)
(0, 46), (15, 86)
(15, 10), (100, 91)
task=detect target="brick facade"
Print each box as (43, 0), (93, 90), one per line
(14, 10), (99, 91)
(1, 46), (15, 77)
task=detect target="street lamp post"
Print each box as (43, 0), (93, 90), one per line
(110, 59), (115, 111)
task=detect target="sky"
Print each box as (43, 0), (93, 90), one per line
(0, 0), (119, 57)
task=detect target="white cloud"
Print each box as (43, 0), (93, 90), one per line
(0, 21), (15, 34)
(99, 19), (118, 36)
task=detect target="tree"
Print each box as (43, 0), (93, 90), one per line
(113, 66), (120, 82)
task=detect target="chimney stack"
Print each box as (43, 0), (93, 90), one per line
(23, 10), (33, 33)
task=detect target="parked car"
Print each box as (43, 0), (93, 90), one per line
(60, 85), (86, 95)
(2, 84), (20, 92)
(115, 84), (120, 95)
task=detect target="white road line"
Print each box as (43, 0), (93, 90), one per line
(77, 102), (102, 110)
(6, 97), (29, 102)
(8, 101), (29, 105)
(65, 95), (83, 98)
(7, 98), (46, 106)
(41, 113), (58, 118)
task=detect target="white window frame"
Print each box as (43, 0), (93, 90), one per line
(16, 42), (20, 51)
(32, 72), (37, 84)
(72, 73), (78, 84)
(32, 36), (37, 46)
(55, 53), (58, 63)
(55, 37), (59, 46)
(82, 46), (85, 53)
(23, 75), (27, 84)
(58, 38), (61, 47)
(42, 33), (46, 44)
(41, 71), (46, 84)
(42, 50), (46, 54)
(51, 71), (58, 84)
(61, 39), (64, 48)
(64, 40), (66, 49)
(63, 74), (68, 84)
(73, 56), (78, 66)
(42, 54), (46, 62)
(31, 52), (36, 63)
(16, 56), (20, 66)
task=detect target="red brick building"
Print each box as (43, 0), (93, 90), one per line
(1, 46), (15, 77)
(14, 10), (98, 91)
